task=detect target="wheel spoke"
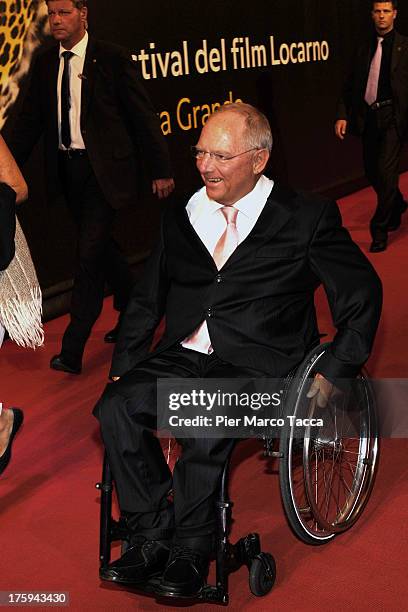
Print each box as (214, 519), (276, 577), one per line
(281, 355), (378, 541)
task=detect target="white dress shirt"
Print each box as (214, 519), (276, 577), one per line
(181, 175), (274, 354)
(57, 31), (88, 150)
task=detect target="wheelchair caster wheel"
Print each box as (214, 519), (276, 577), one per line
(249, 553), (276, 596)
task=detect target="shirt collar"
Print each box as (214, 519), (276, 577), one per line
(59, 30), (88, 59)
(374, 28), (395, 43)
(186, 175), (274, 224)
(382, 28), (395, 43)
(233, 175), (274, 219)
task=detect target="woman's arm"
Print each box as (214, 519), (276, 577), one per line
(0, 135), (28, 203)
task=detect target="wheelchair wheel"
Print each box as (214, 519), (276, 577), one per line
(279, 344), (379, 545)
(249, 553), (276, 597)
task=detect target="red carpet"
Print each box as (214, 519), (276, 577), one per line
(1, 176), (408, 610)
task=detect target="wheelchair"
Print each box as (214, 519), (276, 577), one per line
(96, 342), (379, 604)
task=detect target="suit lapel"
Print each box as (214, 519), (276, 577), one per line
(80, 37), (97, 125)
(176, 204), (217, 269)
(174, 183), (295, 270)
(363, 38), (373, 81)
(224, 183), (294, 269)
(391, 31), (406, 73)
(49, 47), (60, 137)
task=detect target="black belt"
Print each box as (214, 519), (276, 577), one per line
(369, 99), (393, 110)
(58, 148), (87, 159)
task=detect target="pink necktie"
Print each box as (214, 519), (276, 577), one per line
(365, 37), (383, 106)
(213, 206), (239, 270)
(182, 206), (239, 353)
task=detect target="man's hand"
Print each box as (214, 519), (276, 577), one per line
(152, 178), (175, 199)
(306, 373), (336, 408)
(335, 119), (347, 140)
(111, 376), (120, 381)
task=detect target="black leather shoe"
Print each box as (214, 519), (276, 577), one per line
(0, 408), (24, 476)
(157, 544), (210, 598)
(104, 324), (120, 344)
(388, 216), (402, 231)
(50, 354), (81, 374)
(388, 200), (408, 231)
(399, 199), (408, 214)
(100, 538), (170, 585)
(369, 239), (387, 253)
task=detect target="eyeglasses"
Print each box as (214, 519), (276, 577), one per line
(191, 146), (261, 164)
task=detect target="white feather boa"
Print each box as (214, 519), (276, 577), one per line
(0, 218), (44, 349)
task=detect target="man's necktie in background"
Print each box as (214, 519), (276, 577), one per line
(61, 51), (73, 149)
(365, 37), (383, 106)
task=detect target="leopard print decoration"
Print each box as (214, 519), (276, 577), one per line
(0, 0), (48, 128)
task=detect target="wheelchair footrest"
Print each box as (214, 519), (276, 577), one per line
(105, 577), (229, 605)
(199, 585), (229, 605)
(219, 532), (264, 575)
(231, 533), (261, 567)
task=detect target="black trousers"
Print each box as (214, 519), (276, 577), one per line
(362, 106), (405, 241)
(58, 153), (133, 364)
(93, 345), (266, 541)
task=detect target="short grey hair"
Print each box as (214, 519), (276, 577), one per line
(372, 1), (397, 8)
(211, 102), (273, 152)
(46, 0), (88, 8)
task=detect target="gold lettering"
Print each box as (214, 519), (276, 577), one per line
(200, 104), (211, 126)
(251, 45), (267, 67)
(289, 43), (298, 63)
(312, 41), (321, 61)
(297, 42), (306, 63)
(209, 47), (222, 72)
(170, 51), (184, 77)
(160, 111), (172, 135)
(176, 98), (192, 131)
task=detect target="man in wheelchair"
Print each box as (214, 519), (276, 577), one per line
(93, 103), (382, 599)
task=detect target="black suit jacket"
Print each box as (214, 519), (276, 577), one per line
(0, 183), (16, 271)
(110, 184), (382, 383)
(6, 37), (172, 209)
(336, 30), (408, 138)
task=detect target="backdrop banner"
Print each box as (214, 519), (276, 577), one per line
(1, 0), (408, 312)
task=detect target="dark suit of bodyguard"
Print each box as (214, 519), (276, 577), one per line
(335, 1), (408, 252)
(8, 37), (173, 210)
(6, 0), (174, 372)
(337, 29), (408, 139)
